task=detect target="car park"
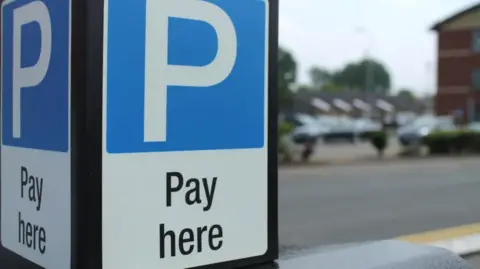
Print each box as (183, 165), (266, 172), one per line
(322, 117), (357, 143)
(468, 122), (480, 132)
(291, 114), (329, 144)
(354, 118), (383, 139)
(397, 115), (456, 146)
(323, 117), (382, 143)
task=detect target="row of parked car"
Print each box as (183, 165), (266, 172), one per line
(289, 114), (383, 144)
(396, 115), (480, 147)
(288, 113), (480, 147)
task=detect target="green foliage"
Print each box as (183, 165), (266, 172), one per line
(278, 121), (295, 161)
(333, 59), (391, 94)
(278, 121), (294, 137)
(369, 131), (388, 157)
(309, 67), (332, 89)
(423, 130), (480, 155)
(321, 82), (344, 92)
(306, 59), (391, 94)
(397, 88), (416, 101)
(278, 47), (297, 110)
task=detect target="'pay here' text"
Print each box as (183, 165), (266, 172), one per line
(160, 171), (224, 259)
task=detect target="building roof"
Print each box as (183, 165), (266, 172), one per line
(293, 91), (427, 115)
(431, 2), (480, 31)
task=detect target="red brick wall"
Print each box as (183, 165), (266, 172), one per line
(438, 29), (472, 50)
(435, 92), (480, 122)
(435, 29), (480, 119)
(437, 29), (480, 88)
(438, 57), (473, 86)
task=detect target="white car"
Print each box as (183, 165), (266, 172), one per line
(354, 118), (382, 134)
(322, 117), (382, 143)
(291, 114), (329, 144)
(468, 122), (480, 132)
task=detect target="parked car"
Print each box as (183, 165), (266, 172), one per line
(395, 113), (417, 128)
(315, 115), (338, 135)
(322, 117), (383, 143)
(397, 116), (456, 146)
(291, 114), (329, 144)
(354, 118), (383, 139)
(467, 122), (480, 132)
(322, 117), (356, 143)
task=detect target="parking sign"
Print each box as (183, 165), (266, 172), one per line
(102, 0), (276, 268)
(0, 0), (277, 267)
(105, 0), (266, 153)
(0, 0), (71, 268)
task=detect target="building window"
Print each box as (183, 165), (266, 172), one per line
(473, 69), (480, 90)
(475, 104), (480, 122)
(474, 31), (480, 52)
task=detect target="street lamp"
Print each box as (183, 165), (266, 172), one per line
(355, 27), (375, 117)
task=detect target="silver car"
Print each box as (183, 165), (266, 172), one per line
(397, 116), (456, 146)
(468, 122), (480, 132)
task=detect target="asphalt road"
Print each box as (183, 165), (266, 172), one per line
(279, 158), (480, 255)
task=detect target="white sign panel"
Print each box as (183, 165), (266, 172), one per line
(1, 0), (71, 268)
(102, 0), (269, 268)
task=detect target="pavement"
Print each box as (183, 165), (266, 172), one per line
(282, 136), (402, 164)
(279, 158), (480, 256)
(310, 137), (401, 162)
(466, 255), (480, 268)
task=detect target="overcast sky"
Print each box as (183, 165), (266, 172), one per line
(279, 0), (479, 96)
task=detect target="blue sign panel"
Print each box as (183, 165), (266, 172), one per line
(1, 0), (70, 152)
(105, 0), (267, 153)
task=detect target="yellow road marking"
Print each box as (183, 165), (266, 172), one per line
(397, 223), (480, 244)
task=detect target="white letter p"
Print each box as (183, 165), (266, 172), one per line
(12, 1), (52, 139)
(143, 0), (238, 142)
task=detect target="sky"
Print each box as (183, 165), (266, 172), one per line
(279, 0), (479, 96)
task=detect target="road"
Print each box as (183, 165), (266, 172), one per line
(279, 158), (480, 256)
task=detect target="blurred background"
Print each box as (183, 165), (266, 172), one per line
(277, 0), (480, 163)
(276, 1), (480, 266)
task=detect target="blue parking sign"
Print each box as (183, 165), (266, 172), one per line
(1, 0), (71, 268)
(105, 0), (267, 153)
(1, 0), (70, 152)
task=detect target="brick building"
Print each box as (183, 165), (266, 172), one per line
(432, 2), (480, 123)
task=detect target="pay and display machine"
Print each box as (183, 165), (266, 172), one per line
(0, 0), (278, 268)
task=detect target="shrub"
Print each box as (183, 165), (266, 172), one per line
(278, 121), (295, 162)
(279, 121), (295, 137)
(423, 130), (480, 155)
(423, 131), (457, 155)
(369, 131), (388, 158)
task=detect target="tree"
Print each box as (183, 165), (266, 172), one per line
(333, 59), (391, 94)
(309, 66), (332, 89)
(397, 88), (416, 101)
(278, 47), (297, 110)
(320, 82), (344, 92)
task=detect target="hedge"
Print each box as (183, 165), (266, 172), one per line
(423, 130), (480, 155)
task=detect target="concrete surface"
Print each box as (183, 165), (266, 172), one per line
(284, 136), (401, 163)
(396, 223), (480, 256)
(466, 255), (480, 268)
(279, 240), (473, 269)
(279, 158), (480, 255)
(311, 137), (401, 162)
